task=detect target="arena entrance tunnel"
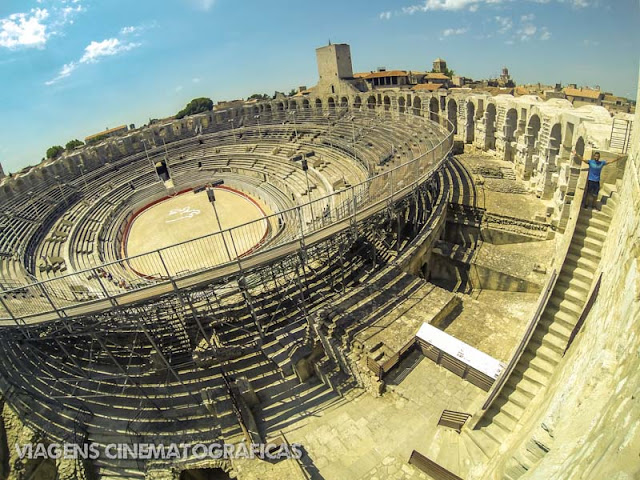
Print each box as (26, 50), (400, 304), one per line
(155, 159), (170, 182)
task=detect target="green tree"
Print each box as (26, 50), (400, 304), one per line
(46, 145), (64, 159)
(431, 67), (455, 78)
(248, 93), (270, 101)
(176, 97), (214, 119)
(65, 139), (84, 151)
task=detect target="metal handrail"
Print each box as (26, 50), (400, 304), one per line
(0, 106), (453, 322)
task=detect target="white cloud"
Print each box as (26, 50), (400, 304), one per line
(402, 0), (506, 14)
(521, 13), (535, 22)
(518, 23), (537, 41)
(192, 77), (201, 83)
(121, 25), (139, 35)
(79, 38), (140, 63)
(495, 16), (513, 34)
(379, 11), (392, 20)
(0, 8), (49, 49)
(46, 37), (141, 85)
(540, 27), (551, 40)
(396, 0), (593, 17)
(441, 27), (468, 36)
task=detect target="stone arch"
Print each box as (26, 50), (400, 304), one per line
(277, 102), (284, 112)
(315, 98), (323, 111)
(429, 97), (439, 122)
(527, 114), (541, 147)
(447, 98), (458, 134)
(548, 123), (562, 162)
(485, 103), (497, 150)
(251, 106), (260, 116)
(264, 104), (272, 115)
(354, 96), (362, 109)
(413, 96), (422, 116)
(505, 108), (518, 142)
(466, 101), (475, 143)
(383, 95), (391, 111)
(398, 97), (406, 114)
(367, 95), (376, 110)
(340, 96), (349, 109)
(328, 97), (336, 111)
(288, 100), (297, 110)
(302, 99), (310, 110)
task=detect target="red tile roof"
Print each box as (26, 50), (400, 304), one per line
(413, 83), (445, 92)
(563, 87), (602, 100)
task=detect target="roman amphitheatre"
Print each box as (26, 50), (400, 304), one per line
(0, 43), (638, 480)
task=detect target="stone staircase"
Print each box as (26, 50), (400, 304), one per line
(455, 182), (619, 478)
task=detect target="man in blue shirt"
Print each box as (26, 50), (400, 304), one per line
(572, 150), (625, 210)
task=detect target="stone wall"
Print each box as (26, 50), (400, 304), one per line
(475, 67), (640, 480)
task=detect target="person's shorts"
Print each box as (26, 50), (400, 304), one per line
(587, 180), (600, 196)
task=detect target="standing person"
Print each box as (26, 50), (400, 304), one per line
(572, 150), (625, 210)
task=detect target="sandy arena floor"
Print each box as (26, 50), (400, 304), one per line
(125, 188), (268, 277)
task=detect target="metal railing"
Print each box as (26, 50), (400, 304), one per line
(0, 107), (453, 323)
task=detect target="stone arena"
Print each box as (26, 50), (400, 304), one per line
(0, 43), (638, 480)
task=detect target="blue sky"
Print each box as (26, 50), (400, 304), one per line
(0, 0), (638, 173)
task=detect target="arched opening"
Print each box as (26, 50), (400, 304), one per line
(354, 96), (362, 110)
(302, 99), (310, 110)
(485, 103), (497, 150)
(548, 123), (562, 163)
(367, 95), (376, 110)
(289, 100), (297, 110)
(340, 96), (349, 109)
(526, 114), (541, 148)
(429, 97), (439, 122)
(315, 98), (323, 111)
(466, 101), (475, 143)
(277, 102), (284, 112)
(179, 468), (231, 480)
(383, 96), (391, 111)
(440, 96), (446, 112)
(328, 97), (336, 111)
(398, 97), (406, 114)
(574, 136), (585, 165)
(448, 99), (458, 134)
(264, 104), (272, 115)
(252, 106), (259, 116)
(413, 97), (422, 116)
(505, 109), (518, 142)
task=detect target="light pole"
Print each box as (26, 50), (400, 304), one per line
(325, 113), (333, 149)
(254, 114), (261, 137)
(288, 110), (298, 139)
(228, 118), (236, 144)
(301, 158), (315, 225)
(142, 139), (160, 182)
(349, 115), (358, 163)
(161, 137), (174, 180)
(195, 180), (232, 263)
(53, 175), (67, 206)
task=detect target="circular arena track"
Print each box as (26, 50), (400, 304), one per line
(124, 187), (271, 278)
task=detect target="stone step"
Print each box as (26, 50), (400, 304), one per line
(519, 350), (558, 376)
(547, 295), (584, 317)
(505, 370), (544, 398)
(542, 305), (579, 329)
(564, 253), (599, 273)
(490, 409), (518, 433)
(514, 362), (551, 389)
(527, 339), (563, 365)
(552, 282), (587, 306)
(556, 273), (591, 295)
(530, 329), (567, 355)
(539, 316), (573, 341)
(573, 223), (607, 243)
(498, 398), (525, 424)
(562, 265), (596, 286)
(501, 385), (535, 410)
(568, 243), (601, 263)
(577, 212), (609, 229)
